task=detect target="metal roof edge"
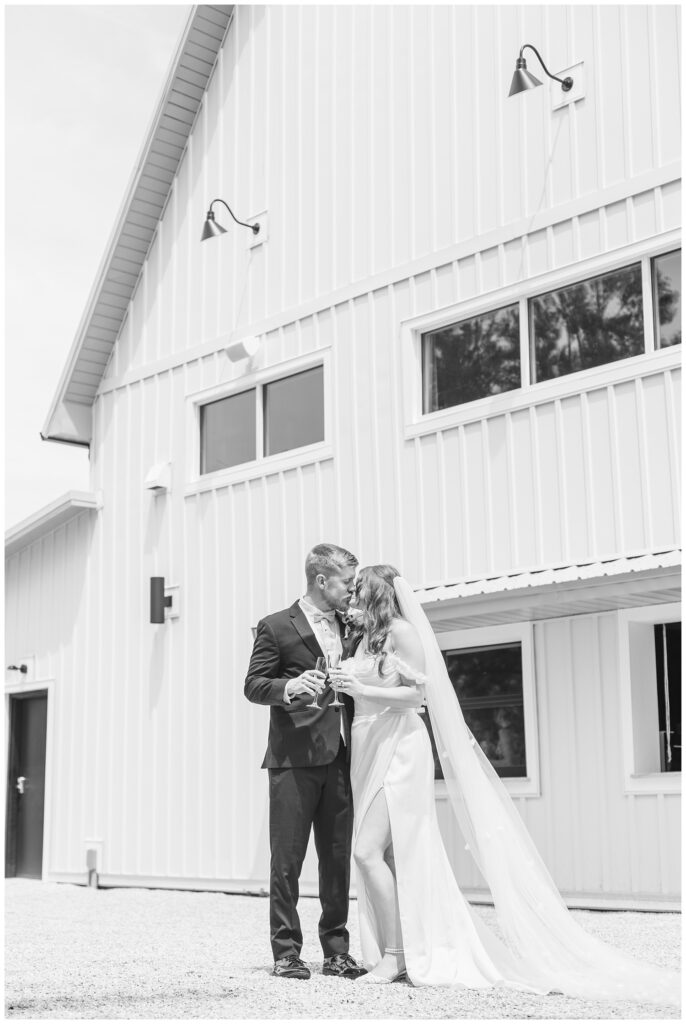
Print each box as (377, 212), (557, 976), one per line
(5, 491), (101, 557)
(415, 550), (682, 604)
(41, 5), (234, 444)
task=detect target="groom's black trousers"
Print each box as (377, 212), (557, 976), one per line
(268, 739), (353, 961)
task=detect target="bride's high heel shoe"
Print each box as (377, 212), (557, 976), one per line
(358, 948), (407, 985)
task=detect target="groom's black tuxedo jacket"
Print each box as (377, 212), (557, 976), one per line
(244, 601), (356, 769)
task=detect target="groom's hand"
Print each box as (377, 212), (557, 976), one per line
(284, 670), (326, 702)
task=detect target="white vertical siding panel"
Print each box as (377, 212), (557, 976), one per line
(510, 410), (538, 567)
(351, 6), (372, 283)
(462, 423), (489, 579)
(474, 6), (499, 235)
(297, 7), (317, 303)
(547, 6), (574, 207)
(431, 7), (457, 250)
(532, 403), (565, 564)
(623, 7), (657, 179)
(452, 5), (476, 242)
(485, 415), (512, 573)
(596, 5), (627, 187)
(559, 396), (590, 562)
(410, 5), (433, 257)
(584, 390), (618, 557)
(613, 381), (648, 552)
(570, 6), (600, 198)
(417, 434), (442, 583)
(652, 6), (681, 167)
(632, 189), (658, 241)
(333, 9), (353, 289)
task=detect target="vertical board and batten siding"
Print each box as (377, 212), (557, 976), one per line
(9, 6), (680, 897)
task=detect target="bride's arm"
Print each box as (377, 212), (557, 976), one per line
(333, 620), (426, 708)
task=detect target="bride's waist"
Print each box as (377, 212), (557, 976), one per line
(353, 705), (425, 723)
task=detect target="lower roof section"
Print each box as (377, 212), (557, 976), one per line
(418, 550), (681, 630)
(5, 491), (100, 558)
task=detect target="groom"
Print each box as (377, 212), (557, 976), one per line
(244, 543), (366, 980)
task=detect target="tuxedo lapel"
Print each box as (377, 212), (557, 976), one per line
(289, 601), (324, 660)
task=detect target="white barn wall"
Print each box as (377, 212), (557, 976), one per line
(7, 6), (681, 901)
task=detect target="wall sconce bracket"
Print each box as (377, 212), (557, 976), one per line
(552, 61), (585, 109)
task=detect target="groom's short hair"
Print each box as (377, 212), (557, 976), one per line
(305, 543), (358, 584)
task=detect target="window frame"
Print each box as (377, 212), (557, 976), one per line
(185, 350), (332, 493)
(617, 602), (682, 795)
(402, 232), (681, 439)
(432, 622), (541, 799)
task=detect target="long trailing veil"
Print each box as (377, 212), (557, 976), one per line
(393, 576), (680, 1006)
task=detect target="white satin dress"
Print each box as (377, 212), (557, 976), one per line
(347, 647), (546, 991)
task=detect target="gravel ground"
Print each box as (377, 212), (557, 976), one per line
(5, 879), (681, 1019)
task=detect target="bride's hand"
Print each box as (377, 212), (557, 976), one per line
(330, 669), (366, 698)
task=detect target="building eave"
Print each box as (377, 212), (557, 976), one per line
(5, 491), (101, 558)
(417, 550), (682, 630)
(41, 5), (234, 446)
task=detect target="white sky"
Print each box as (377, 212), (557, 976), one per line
(5, 3), (191, 529)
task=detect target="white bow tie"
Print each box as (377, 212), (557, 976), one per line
(311, 609), (336, 624)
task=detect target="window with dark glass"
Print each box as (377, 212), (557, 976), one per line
(200, 388), (256, 473)
(530, 264), (644, 383)
(199, 365), (325, 475)
(423, 643), (527, 779)
(264, 366), (325, 456)
(654, 622), (681, 773)
(421, 304), (520, 413)
(652, 250), (681, 349)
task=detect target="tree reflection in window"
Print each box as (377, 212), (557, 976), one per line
(422, 304), (520, 413)
(531, 264), (644, 383)
(423, 643), (527, 779)
(653, 250), (681, 349)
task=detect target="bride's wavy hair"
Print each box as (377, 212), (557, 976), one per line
(349, 564), (401, 675)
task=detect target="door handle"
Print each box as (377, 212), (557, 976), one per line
(16, 776), (26, 795)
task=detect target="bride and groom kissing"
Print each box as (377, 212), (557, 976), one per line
(244, 544), (679, 1003)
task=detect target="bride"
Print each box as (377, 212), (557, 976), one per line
(332, 565), (680, 1004)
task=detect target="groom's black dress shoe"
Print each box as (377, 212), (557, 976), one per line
(322, 953), (367, 979)
(272, 954), (311, 979)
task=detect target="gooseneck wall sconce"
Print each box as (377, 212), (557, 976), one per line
(509, 44), (574, 97)
(201, 198), (260, 241)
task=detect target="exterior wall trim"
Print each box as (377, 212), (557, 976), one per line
(96, 163), (680, 399)
(5, 491), (100, 556)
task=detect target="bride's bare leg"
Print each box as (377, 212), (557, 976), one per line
(353, 789), (405, 979)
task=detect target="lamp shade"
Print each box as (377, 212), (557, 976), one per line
(200, 209), (227, 241)
(508, 59), (542, 97)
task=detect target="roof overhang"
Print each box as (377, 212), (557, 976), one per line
(41, 5), (234, 446)
(417, 551), (681, 630)
(5, 491), (101, 558)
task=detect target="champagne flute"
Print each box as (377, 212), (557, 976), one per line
(309, 657), (327, 708)
(327, 650), (343, 708)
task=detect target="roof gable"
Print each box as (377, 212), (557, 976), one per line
(42, 5), (234, 446)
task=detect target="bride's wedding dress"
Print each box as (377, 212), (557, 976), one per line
(345, 579), (680, 1006)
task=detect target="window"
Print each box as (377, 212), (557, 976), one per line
(618, 603), (681, 793)
(414, 247), (680, 419)
(654, 622), (681, 773)
(423, 642), (527, 779)
(653, 250), (681, 349)
(530, 264), (644, 383)
(264, 366), (324, 456)
(200, 389), (256, 473)
(199, 364), (325, 475)
(422, 305), (520, 412)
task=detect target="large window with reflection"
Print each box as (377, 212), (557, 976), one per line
(530, 264), (644, 382)
(419, 248), (681, 414)
(422, 305), (521, 412)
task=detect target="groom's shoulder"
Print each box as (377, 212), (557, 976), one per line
(258, 601), (300, 630)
